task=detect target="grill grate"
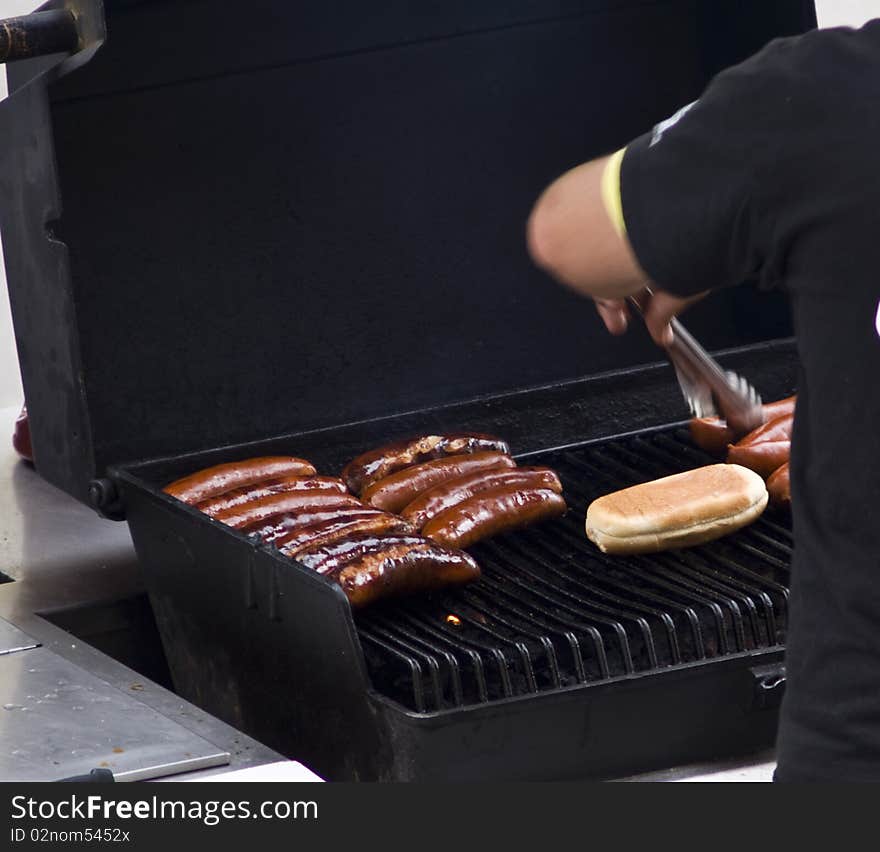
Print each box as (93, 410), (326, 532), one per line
(355, 425), (791, 713)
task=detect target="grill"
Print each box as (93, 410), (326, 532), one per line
(356, 426), (790, 715)
(0, 1), (814, 782)
(114, 353), (797, 781)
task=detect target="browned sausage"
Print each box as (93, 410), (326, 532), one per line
(725, 412), (794, 478)
(689, 418), (740, 457)
(361, 451), (516, 513)
(735, 412), (794, 446)
(197, 475), (348, 518)
(726, 441), (791, 479)
(767, 462), (791, 509)
(278, 513), (415, 555)
(247, 504), (387, 543)
(341, 433), (510, 495)
(689, 395), (796, 456)
(423, 486), (567, 549)
(164, 456), (316, 504)
(401, 466), (563, 530)
(215, 489), (361, 529)
(292, 533), (480, 608)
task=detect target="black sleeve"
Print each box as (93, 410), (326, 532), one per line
(619, 37), (800, 298)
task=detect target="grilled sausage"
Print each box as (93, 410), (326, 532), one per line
(734, 412), (794, 447)
(164, 456), (316, 505)
(689, 395), (796, 456)
(361, 451), (516, 513)
(401, 466), (563, 530)
(725, 412), (794, 478)
(215, 489), (361, 529)
(767, 462), (791, 509)
(12, 405), (32, 463)
(277, 512), (415, 555)
(423, 486), (567, 549)
(248, 504), (387, 544)
(341, 433), (510, 495)
(726, 441), (791, 479)
(293, 533), (480, 608)
(197, 475), (348, 518)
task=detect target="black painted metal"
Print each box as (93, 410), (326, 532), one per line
(117, 348), (795, 781)
(0, 0), (815, 505)
(0, 10), (78, 63)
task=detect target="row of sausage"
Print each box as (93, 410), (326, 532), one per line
(690, 394), (795, 508)
(163, 433), (567, 607)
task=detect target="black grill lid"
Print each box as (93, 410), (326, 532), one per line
(0, 0), (815, 505)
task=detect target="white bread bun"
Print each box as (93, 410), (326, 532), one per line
(585, 463), (768, 555)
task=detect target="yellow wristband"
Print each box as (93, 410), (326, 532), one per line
(600, 148), (627, 239)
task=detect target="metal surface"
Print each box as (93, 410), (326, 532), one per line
(0, 647), (230, 782)
(0, 616), (38, 655)
(0, 10), (78, 64)
(0, 1), (105, 102)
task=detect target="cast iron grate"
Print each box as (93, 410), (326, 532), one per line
(354, 425), (791, 713)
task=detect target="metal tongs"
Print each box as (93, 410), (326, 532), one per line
(627, 289), (764, 435)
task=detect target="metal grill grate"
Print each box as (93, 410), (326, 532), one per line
(354, 425), (791, 713)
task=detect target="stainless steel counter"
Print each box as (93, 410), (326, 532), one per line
(0, 405), (285, 781)
(0, 404), (777, 782)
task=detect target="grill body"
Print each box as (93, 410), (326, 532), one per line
(117, 342), (796, 780)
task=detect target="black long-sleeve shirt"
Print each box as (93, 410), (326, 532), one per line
(614, 19), (880, 781)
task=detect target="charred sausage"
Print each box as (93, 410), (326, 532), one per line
(361, 451), (516, 513)
(767, 462), (791, 509)
(247, 504), (387, 544)
(690, 395), (796, 456)
(726, 441), (791, 479)
(341, 433), (510, 495)
(277, 512), (415, 555)
(164, 456), (316, 504)
(401, 466), (563, 530)
(423, 486), (567, 549)
(196, 475), (348, 518)
(214, 489), (361, 529)
(293, 533), (480, 608)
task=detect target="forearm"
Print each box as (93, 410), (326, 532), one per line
(526, 155), (648, 300)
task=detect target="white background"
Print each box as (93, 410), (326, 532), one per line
(0, 1), (877, 409)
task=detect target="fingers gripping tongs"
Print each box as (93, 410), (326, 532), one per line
(627, 290), (765, 435)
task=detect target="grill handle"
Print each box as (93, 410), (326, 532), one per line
(750, 663), (786, 710)
(0, 9), (80, 64)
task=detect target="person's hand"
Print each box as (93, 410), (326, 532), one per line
(594, 289), (708, 346)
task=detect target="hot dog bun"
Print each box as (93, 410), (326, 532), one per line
(585, 464), (768, 555)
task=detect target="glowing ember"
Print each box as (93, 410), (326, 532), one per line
(445, 614), (461, 626)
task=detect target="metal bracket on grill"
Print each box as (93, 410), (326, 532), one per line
(750, 663), (787, 710)
(0, 1), (105, 83)
(88, 477), (126, 521)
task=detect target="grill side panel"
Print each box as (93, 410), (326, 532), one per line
(376, 652), (784, 781)
(118, 476), (390, 782)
